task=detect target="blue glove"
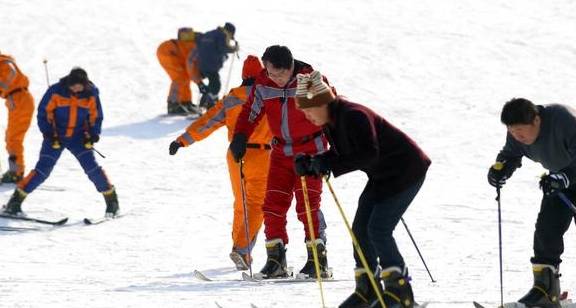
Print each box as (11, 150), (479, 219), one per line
(540, 172), (570, 196)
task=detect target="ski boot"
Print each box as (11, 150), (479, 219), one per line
(103, 187), (119, 218)
(230, 250), (251, 271)
(199, 93), (217, 110)
(1, 171), (23, 184)
(370, 266), (414, 308)
(258, 239), (290, 279)
(3, 188), (27, 215)
(518, 264), (561, 308)
(339, 267), (383, 308)
(298, 238), (332, 279)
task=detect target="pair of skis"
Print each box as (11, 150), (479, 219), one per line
(473, 291), (574, 307)
(192, 269), (341, 284)
(0, 212), (118, 227)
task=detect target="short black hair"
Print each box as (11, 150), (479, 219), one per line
(261, 45), (293, 70)
(501, 98), (539, 125)
(67, 67), (89, 87)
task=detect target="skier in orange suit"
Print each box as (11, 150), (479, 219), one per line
(169, 55), (271, 270)
(0, 52), (34, 183)
(157, 28), (203, 115)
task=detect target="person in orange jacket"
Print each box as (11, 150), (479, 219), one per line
(157, 27), (203, 115)
(0, 52), (35, 183)
(169, 55), (271, 270)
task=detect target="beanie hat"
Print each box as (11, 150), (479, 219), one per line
(67, 67), (89, 87)
(177, 27), (195, 41)
(224, 22), (236, 37)
(295, 70), (335, 108)
(242, 55), (263, 80)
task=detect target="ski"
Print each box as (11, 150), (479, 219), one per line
(0, 225), (41, 232)
(84, 213), (123, 225)
(474, 293), (574, 308)
(0, 213), (68, 226)
(241, 271), (344, 283)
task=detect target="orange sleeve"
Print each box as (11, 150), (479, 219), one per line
(176, 99), (226, 146)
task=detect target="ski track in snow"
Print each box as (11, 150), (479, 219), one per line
(2, 0), (576, 307)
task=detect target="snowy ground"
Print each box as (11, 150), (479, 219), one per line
(2, 0), (576, 307)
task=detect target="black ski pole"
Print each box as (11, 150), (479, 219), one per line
(557, 192), (576, 215)
(239, 160), (253, 277)
(400, 217), (436, 283)
(496, 186), (504, 308)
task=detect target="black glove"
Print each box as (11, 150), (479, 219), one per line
(540, 172), (570, 196)
(83, 133), (99, 149)
(169, 141), (182, 155)
(229, 133), (248, 162)
(294, 153), (313, 176)
(487, 159), (521, 188)
(44, 133), (61, 149)
(294, 153), (330, 177)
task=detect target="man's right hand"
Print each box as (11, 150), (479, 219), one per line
(487, 159), (521, 188)
(44, 133), (61, 149)
(169, 141), (182, 155)
(229, 133), (248, 162)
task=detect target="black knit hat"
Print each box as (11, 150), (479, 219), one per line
(67, 67), (89, 87)
(224, 22), (236, 37)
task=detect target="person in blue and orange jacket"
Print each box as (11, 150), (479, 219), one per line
(169, 55), (271, 270)
(2, 68), (119, 217)
(0, 52), (35, 183)
(157, 27), (203, 115)
(229, 45), (332, 279)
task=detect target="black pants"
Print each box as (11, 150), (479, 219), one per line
(532, 190), (576, 266)
(201, 71), (221, 96)
(352, 176), (425, 271)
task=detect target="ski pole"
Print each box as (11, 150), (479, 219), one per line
(493, 162), (504, 308)
(42, 59), (50, 87)
(557, 192), (576, 215)
(91, 147), (106, 159)
(239, 160), (253, 277)
(300, 176), (327, 308)
(324, 176), (386, 308)
(400, 217), (436, 283)
(222, 50), (237, 95)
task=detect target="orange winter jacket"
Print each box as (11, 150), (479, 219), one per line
(0, 54), (29, 99)
(177, 85), (272, 146)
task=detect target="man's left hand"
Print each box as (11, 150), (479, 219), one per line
(540, 172), (570, 196)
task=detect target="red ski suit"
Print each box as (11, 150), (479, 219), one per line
(234, 60), (328, 244)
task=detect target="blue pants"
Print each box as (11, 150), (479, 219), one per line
(352, 176), (425, 271)
(21, 137), (111, 193)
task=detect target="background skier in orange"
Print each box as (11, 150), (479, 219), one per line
(157, 28), (203, 115)
(0, 52), (34, 183)
(169, 55), (271, 270)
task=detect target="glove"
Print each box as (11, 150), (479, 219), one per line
(229, 133), (248, 162)
(540, 172), (570, 196)
(83, 133), (99, 149)
(44, 133), (61, 149)
(487, 159), (521, 188)
(169, 141), (182, 155)
(198, 83), (208, 94)
(294, 153), (331, 177)
(294, 153), (313, 176)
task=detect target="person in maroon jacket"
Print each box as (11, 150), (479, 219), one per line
(229, 46), (331, 279)
(293, 71), (431, 308)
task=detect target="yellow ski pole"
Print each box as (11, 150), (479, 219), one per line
(324, 176), (386, 308)
(300, 176), (326, 308)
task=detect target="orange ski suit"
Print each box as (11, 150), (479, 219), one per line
(0, 54), (34, 176)
(157, 36), (201, 104)
(176, 85), (272, 254)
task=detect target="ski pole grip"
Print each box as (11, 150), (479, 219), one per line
(493, 162), (504, 171)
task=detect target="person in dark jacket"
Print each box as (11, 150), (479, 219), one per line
(293, 71), (430, 308)
(2, 68), (119, 218)
(487, 98), (576, 307)
(194, 22), (239, 110)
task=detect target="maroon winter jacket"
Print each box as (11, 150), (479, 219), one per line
(320, 97), (431, 195)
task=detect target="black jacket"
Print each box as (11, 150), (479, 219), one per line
(320, 97), (431, 195)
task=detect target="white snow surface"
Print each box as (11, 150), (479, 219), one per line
(2, 0), (576, 307)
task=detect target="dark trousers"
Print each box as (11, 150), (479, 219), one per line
(532, 190), (576, 266)
(201, 71), (221, 96)
(352, 176), (425, 271)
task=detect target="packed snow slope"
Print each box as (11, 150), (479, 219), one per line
(2, 0), (576, 307)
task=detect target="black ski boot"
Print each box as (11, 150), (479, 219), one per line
(3, 188), (27, 215)
(518, 264), (561, 308)
(370, 266), (414, 308)
(258, 239), (289, 279)
(103, 187), (119, 218)
(1, 171), (22, 184)
(339, 268), (383, 308)
(298, 239), (331, 279)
